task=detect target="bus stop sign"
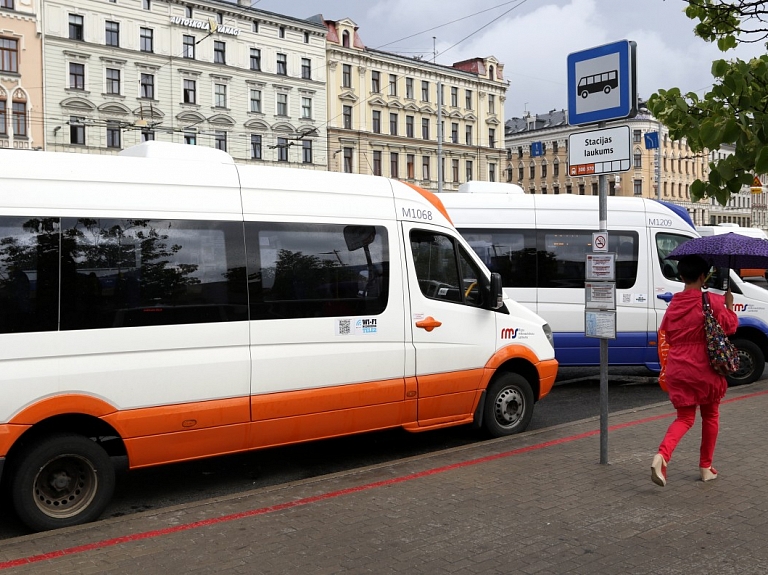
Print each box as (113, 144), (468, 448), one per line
(567, 40), (637, 126)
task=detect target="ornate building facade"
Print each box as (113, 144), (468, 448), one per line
(0, 0), (43, 149)
(41, 0), (327, 168)
(321, 16), (508, 193)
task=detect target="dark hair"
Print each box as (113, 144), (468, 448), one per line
(677, 254), (710, 283)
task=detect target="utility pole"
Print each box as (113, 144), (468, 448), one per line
(434, 37), (443, 194)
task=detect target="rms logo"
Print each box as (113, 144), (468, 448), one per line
(734, 303), (749, 312)
(501, 328), (520, 339)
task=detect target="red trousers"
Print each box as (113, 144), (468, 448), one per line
(657, 402), (720, 468)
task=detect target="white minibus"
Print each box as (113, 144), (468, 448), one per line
(441, 182), (768, 388)
(0, 143), (557, 531)
(696, 223), (768, 279)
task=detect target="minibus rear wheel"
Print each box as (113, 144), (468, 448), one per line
(11, 433), (115, 532)
(483, 373), (534, 437)
(726, 339), (765, 387)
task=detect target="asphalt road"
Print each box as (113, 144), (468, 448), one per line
(0, 367), (670, 539)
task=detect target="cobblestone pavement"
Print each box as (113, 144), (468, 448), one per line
(1, 380), (767, 574)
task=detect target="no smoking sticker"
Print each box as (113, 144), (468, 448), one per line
(593, 232), (608, 252)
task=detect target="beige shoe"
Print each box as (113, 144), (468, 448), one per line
(700, 467), (718, 481)
(651, 454), (667, 487)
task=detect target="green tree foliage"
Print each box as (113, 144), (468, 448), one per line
(647, 1), (768, 204)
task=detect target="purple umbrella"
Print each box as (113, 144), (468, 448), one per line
(665, 232), (768, 270)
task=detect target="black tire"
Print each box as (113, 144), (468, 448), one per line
(581, 90), (589, 99)
(482, 373), (534, 437)
(11, 434), (115, 532)
(603, 85), (611, 94)
(726, 339), (765, 387)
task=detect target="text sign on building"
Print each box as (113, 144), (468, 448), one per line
(567, 40), (637, 126)
(169, 16), (241, 36)
(568, 125), (631, 177)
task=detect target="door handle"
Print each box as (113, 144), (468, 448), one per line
(656, 292), (673, 303)
(415, 316), (442, 332)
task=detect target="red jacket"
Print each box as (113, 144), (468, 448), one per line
(659, 289), (738, 408)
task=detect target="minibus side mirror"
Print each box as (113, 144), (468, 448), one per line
(489, 272), (504, 310)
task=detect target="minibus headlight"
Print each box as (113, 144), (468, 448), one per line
(543, 323), (554, 349)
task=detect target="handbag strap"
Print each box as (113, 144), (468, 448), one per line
(702, 291), (711, 311)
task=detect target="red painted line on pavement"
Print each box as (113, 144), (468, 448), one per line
(2, 388), (767, 570)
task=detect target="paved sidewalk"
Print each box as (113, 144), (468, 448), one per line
(1, 380), (768, 574)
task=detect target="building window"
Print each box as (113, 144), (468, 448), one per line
(301, 97), (312, 119)
(633, 129), (641, 143)
(342, 64), (351, 88)
(518, 165), (524, 180)
(634, 179), (642, 196)
(541, 163), (547, 178)
(406, 154), (415, 179)
(1, 0), (15, 7)
(11, 101), (25, 136)
(250, 89), (261, 113)
(69, 14), (84, 41)
(276, 92), (287, 116)
(406, 77), (414, 99)
(451, 123), (458, 144)
(302, 140), (312, 163)
(529, 162), (535, 179)
(142, 0), (150, 9)
(183, 79), (196, 104)
(69, 116), (85, 145)
(343, 147), (353, 173)
(342, 105), (352, 129)
(489, 128), (496, 148)
(634, 151), (642, 169)
(106, 68), (120, 94)
(301, 58), (311, 80)
(214, 130), (227, 152)
(422, 156), (430, 181)
(390, 152), (399, 178)
(553, 160), (559, 177)
(252, 21), (259, 33)
(421, 80), (429, 101)
(371, 71), (380, 93)
(452, 159), (459, 182)
(389, 74), (397, 96)
(279, 26), (285, 38)
(372, 110), (381, 134)
(250, 134), (262, 159)
(183, 35), (195, 59)
(342, 30), (350, 47)
(185, 6), (192, 18)
(465, 89), (472, 109)
(465, 125), (472, 146)
(488, 94), (495, 114)
(216, 13), (222, 24)
(590, 182), (597, 195)
(276, 53), (287, 75)
(213, 41), (225, 64)
(140, 74), (154, 99)
(105, 21), (119, 47)
(250, 48), (261, 71)
(465, 160), (473, 182)
(106, 124), (121, 148)
(406, 115), (414, 138)
(0, 100), (8, 136)
(140, 28), (153, 52)
(214, 83), (227, 108)
(373, 151), (382, 176)
(0, 38), (18, 73)
(553, 141), (559, 154)
(69, 63), (85, 90)
(422, 118), (429, 140)
(450, 86), (458, 107)
(389, 113), (398, 135)
(184, 131), (196, 145)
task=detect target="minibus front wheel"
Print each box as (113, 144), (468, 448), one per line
(11, 433), (115, 532)
(483, 373), (534, 437)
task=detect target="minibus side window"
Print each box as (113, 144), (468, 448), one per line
(245, 223), (389, 320)
(460, 228), (536, 288)
(656, 232), (690, 281)
(60, 218), (248, 329)
(609, 232), (638, 289)
(0, 216), (59, 333)
(410, 230), (485, 306)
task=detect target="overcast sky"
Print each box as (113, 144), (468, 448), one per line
(249, 0), (765, 120)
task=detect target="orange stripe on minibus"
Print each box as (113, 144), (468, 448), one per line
(9, 394), (117, 424)
(0, 424), (29, 457)
(401, 181), (453, 224)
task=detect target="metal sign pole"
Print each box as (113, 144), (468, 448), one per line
(598, 121), (609, 465)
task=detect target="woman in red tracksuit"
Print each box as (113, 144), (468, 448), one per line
(651, 254), (738, 487)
